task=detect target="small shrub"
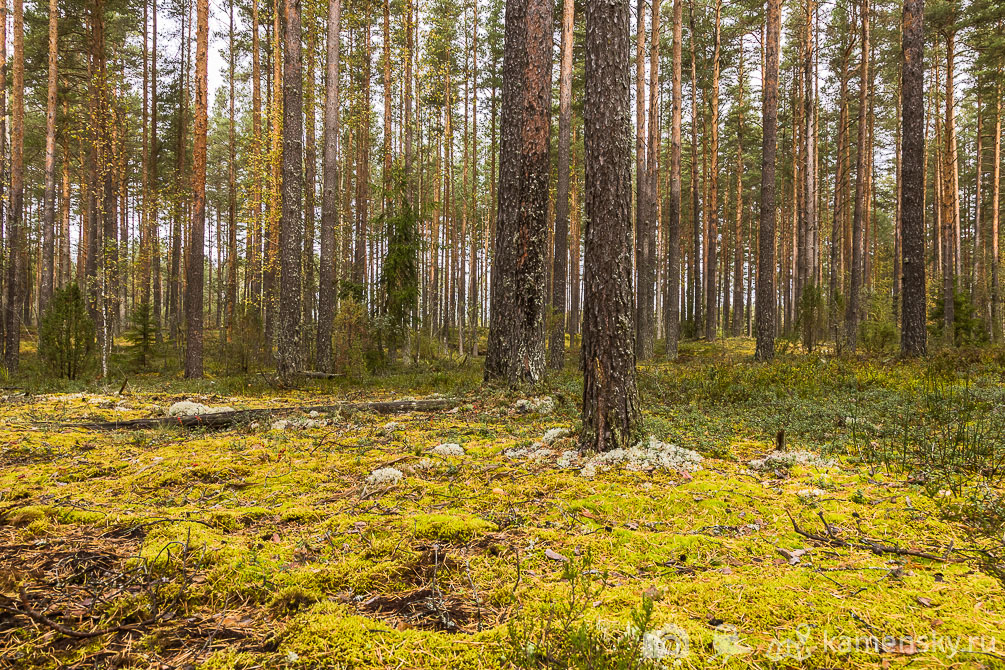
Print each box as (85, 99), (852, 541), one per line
(220, 303), (267, 374)
(38, 283), (95, 380)
(124, 301), (157, 370)
(506, 553), (683, 669)
(333, 298), (368, 380)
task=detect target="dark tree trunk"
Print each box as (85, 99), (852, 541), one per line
(317, 0), (342, 371)
(185, 0), (208, 378)
(484, 0), (552, 385)
(581, 0), (640, 451)
(755, 0), (780, 362)
(548, 0), (574, 370)
(278, 0), (304, 379)
(900, 0), (925, 356)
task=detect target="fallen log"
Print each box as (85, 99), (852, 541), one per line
(61, 398), (457, 431)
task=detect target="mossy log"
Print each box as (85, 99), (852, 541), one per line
(62, 399), (457, 431)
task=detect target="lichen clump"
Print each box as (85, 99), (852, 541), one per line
(167, 401), (234, 417)
(430, 443), (464, 457)
(580, 437), (704, 478)
(366, 467), (404, 486)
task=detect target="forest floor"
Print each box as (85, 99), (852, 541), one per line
(3, 339), (1005, 669)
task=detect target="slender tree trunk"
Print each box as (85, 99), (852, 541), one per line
(689, 2), (701, 334)
(39, 0), (58, 315)
(645, 0), (660, 347)
(548, 0), (574, 370)
(633, 0), (655, 358)
(278, 0), (304, 379)
(844, 0), (869, 351)
(150, 0), (161, 338)
(3, 0), (23, 373)
(304, 21), (317, 333)
(664, 0), (682, 357)
(801, 0), (817, 349)
(317, 0), (342, 371)
(484, 0), (553, 384)
(900, 0), (925, 356)
(943, 30), (959, 341)
(755, 0), (780, 361)
(226, 0), (237, 335)
(731, 48), (744, 337)
(185, 0), (208, 378)
(705, 0), (721, 341)
(991, 75), (1002, 342)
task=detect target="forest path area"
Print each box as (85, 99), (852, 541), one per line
(2, 342), (1005, 669)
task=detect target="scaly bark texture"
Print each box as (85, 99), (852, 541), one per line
(185, 0), (208, 378)
(581, 0), (640, 452)
(756, 0), (781, 362)
(278, 0), (304, 380)
(484, 0), (552, 385)
(317, 0), (342, 372)
(900, 0), (926, 356)
(548, 0), (574, 370)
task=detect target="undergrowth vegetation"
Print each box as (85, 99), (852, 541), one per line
(3, 340), (1005, 668)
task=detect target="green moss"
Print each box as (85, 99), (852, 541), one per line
(411, 512), (497, 543)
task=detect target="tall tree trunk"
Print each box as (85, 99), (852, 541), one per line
(581, 0), (640, 451)
(226, 0), (237, 335)
(900, 0), (925, 356)
(755, 0), (780, 361)
(249, 0), (262, 308)
(705, 0), (721, 341)
(317, 0), (342, 371)
(689, 2), (701, 334)
(844, 0), (868, 351)
(484, 0), (552, 385)
(151, 0), (162, 337)
(942, 29), (959, 342)
(633, 0), (654, 358)
(645, 0), (660, 346)
(304, 20), (317, 332)
(278, 0), (304, 379)
(801, 0), (817, 349)
(39, 0), (58, 315)
(664, 0), (682, 357)
(991, 75), (1002, 342)
(185, 0), (208, 378)
(3, 0), (23, 373)
(548, 0), (574, 370)
(731, 47), (744, 337)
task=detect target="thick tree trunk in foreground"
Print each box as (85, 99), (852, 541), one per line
(548, 0), (574, 370)
(900, 0), (925, 357)
(581, 0), (639, 451)
(185, 0), (208, 378)
(484, 0), (552, 385)
(755, 0), (780, 362)
(278, 0), (304, 380)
